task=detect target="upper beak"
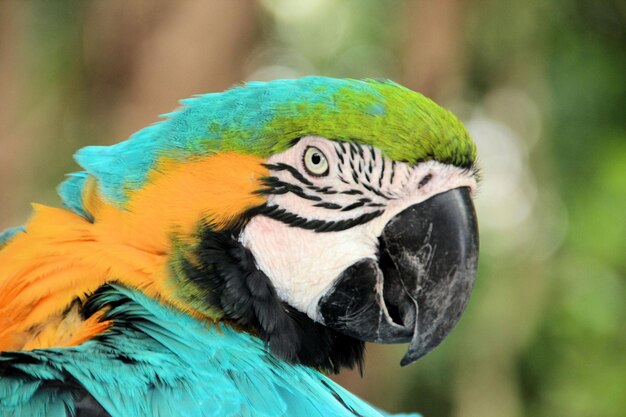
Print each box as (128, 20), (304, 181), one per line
(317, 187), (479, 366)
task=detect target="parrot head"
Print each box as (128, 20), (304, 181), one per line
(58, 77), (479, 372)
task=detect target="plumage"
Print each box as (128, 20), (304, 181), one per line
(0, 76), (479, 416)
(0, 284), (409, 417)
(62, 77), (475, 213)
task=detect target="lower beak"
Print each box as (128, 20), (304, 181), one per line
(317, 187), (479, 366)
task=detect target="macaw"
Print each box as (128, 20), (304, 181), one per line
(0, 77), (479, 417)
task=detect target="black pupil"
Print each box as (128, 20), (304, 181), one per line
(311, 153), (321, 165)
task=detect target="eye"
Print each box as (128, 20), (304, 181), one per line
(303, 146), (329, 176)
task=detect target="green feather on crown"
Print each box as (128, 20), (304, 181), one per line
(58, 77), (476, 219)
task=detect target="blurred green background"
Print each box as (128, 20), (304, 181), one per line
(0, 1), (624, 416)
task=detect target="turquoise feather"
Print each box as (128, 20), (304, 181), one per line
(0, 226), (25, 248)
(56, 171), (91, 220)
(57, 77), (474, 219)
(0, 284), (420, 417)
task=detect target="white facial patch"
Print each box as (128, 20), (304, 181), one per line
(239, 136), (477, 321)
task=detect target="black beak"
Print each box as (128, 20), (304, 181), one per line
(317, 187), (479, 366)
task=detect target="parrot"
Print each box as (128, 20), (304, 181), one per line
(0, 77), (479, 417)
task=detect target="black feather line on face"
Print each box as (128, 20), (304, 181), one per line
(313, 202), (342, 210)
(341, 189), (363, 195)
(307, 185), (338, 195)
(378, 156), (385, 188)
(180, 224), (365, 373)
(256, 177), (322, 201)
(263, 163), (313, 186)
(254, 204), (383, 233)
(340, 201), (366, 212)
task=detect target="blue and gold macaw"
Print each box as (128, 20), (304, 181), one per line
(0, 77), (479, 417)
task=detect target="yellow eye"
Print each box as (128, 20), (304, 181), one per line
(303, 146), (329, 176)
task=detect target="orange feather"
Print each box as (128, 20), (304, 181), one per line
(0, 152), (267, 350)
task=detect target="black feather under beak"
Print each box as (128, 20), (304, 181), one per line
(317, 187), (479, 366)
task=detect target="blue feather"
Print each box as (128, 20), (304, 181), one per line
(61, 77), (381, 211)
(57, 171), (91, 219)
(0, 225), (25, 247)
(0, 285), (420, 417)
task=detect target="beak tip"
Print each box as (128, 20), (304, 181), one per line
(399, 356), (413, 367)
(399, 333), (428, 366)
(400, 349), (424, 367)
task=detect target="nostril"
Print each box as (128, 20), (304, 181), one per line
(385, 301), (404, 326)
(380, 242), (414, 327)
